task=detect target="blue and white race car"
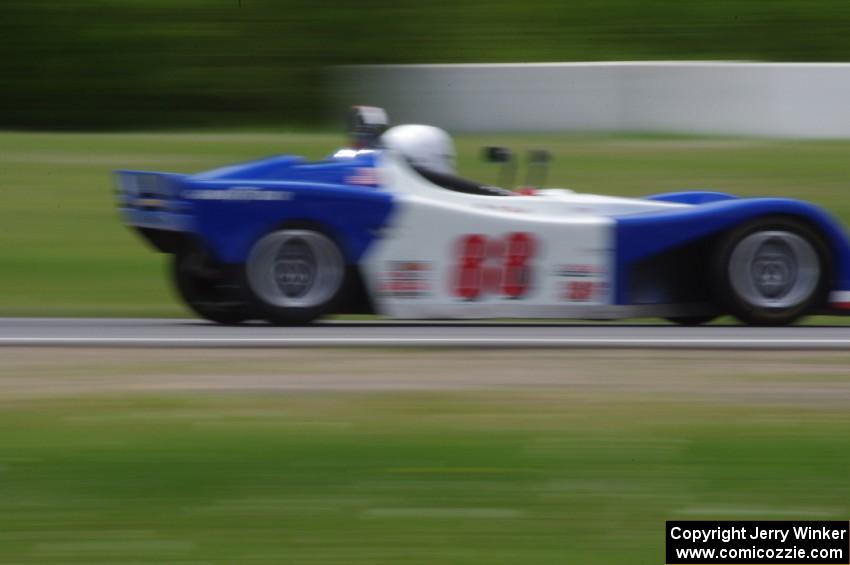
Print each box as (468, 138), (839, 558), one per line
(114, 107), (850, 326)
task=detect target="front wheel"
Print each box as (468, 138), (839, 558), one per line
(244, 228), (347, 325)
(711, 217), (830, 326)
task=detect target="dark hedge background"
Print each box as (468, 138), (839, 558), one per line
(3, 0), (850, 129)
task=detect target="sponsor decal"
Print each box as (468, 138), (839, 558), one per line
(553, 263), (607, 302)
(379, 261), (432, 298)
(553, 263), (606, 278)
(563, 280), (608, 302)
(134, 198), (167, 209)
(182, 187), (293, 201)
(346, 167), (380, 186)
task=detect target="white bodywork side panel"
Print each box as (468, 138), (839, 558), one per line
(360, 154), (686, 319)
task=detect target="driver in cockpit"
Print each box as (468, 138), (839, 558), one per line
(381, 124), (512, 197)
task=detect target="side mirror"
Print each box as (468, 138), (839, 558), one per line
(483, 146), (512, 163)
(482, 146), (516, 188)
(524, 149), (551, 188)
(528, 149), (551, 165)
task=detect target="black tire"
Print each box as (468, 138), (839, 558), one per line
(243, 227), (349, 325)
(666, 315), (717, 326)
(710, 216), (830, 326)
(171, 246), (250, 325)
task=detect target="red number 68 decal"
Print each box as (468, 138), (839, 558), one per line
(453, 232), (536, 300)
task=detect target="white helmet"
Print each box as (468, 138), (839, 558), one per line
(381, 124), (456, 175)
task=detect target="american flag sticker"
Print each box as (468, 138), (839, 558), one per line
(346, 167), (380, 186)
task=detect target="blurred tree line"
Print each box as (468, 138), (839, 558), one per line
(3, 0), (850, 130)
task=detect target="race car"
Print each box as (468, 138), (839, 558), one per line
(114, 107), (850, 326)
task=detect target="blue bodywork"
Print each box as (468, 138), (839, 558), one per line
(115, 150), (393, 264)
(643, 190), (738, 205)
(116, 150), (850, 311)
(614, 192), (850, 305)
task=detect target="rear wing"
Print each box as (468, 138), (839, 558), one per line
(114, 170), (194, 234)
(114, 170), (187, 207)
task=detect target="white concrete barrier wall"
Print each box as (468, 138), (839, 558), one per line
(332, 62), (850, 138)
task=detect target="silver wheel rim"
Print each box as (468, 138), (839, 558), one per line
(728, 230), (820, 309)
(247, 230), (344, 308)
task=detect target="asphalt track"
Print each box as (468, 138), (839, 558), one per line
(2, 317), (850, 349)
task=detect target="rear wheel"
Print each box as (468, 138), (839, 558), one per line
(711, 217), (829, 326)
(172, 246), (249, 325)
(244, 228), (347, 325)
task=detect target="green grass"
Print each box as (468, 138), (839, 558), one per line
(3, 131), (850, 317)
(2, 389), (849, 562)
(3, 348), (850, 563)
